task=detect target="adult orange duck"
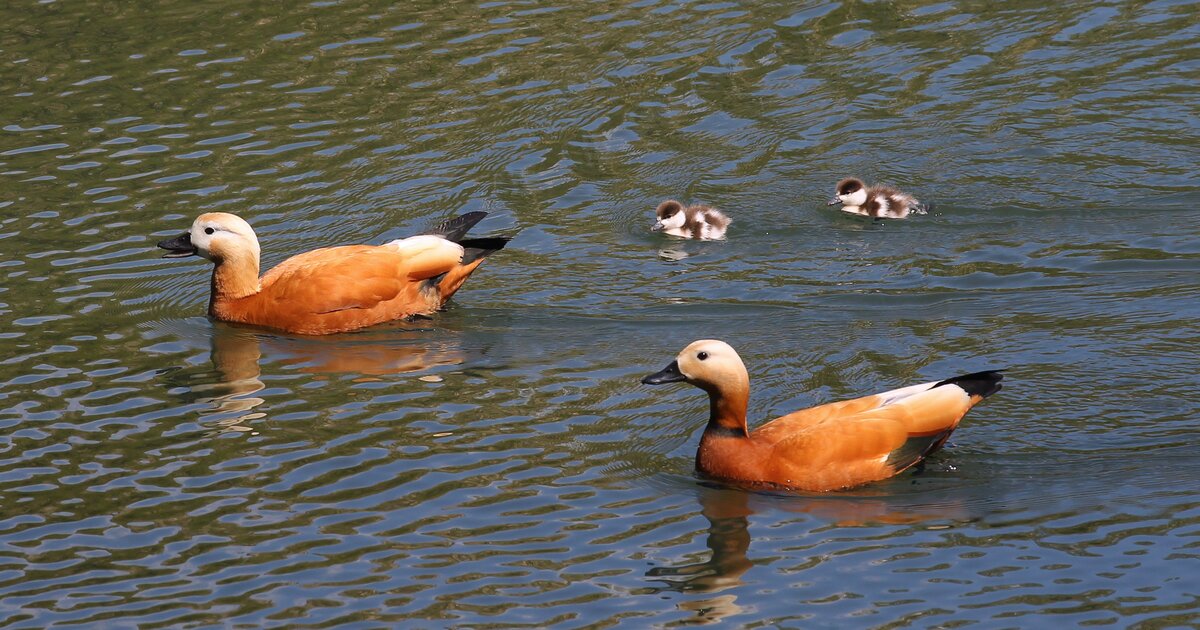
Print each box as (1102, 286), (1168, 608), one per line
(157, 211), (508, 335)
(642, 340), (1003, 492)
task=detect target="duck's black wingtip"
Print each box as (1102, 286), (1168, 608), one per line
(934, 370), (1004, 398)
(426, 211), (489, 241)
(459, 236), (511, 264)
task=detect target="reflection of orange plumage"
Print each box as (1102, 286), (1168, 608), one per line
(157, 211), (507, 335)
(210, 324), (465, 378)
(648, 484), (971, 622)
(195, 324), (465, 433)
(642, 340), (1002, 492)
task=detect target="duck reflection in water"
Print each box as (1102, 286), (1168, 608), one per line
(648, 482), (970, 624)
(185, 322), (466, 432)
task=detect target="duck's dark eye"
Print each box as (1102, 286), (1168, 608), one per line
(697, 351), (709, 361)
(204, 227), (215, 235)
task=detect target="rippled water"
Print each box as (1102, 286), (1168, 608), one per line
(3, 1), (1199, 626)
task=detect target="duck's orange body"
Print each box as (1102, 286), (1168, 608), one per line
(204, 241), (492, 335)
(158, 211), (507, 335)
(643, 340), (1002, 492)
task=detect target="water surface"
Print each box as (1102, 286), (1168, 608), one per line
(2, 0), (1199, 626)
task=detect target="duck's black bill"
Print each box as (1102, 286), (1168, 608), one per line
(827, 198), (841, 206)
(158, 232), (197, 258)
(641, 360), (686, 385)
(650, 220), (665, 232)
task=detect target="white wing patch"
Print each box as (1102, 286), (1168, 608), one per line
(387, 234), (464, 260)
(875, 381), (938, 407)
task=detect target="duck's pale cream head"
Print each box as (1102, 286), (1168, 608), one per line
(158, 212), (261, 264)
(641, 339), (749, 393)
(829, 178), (868, 207)
(652, 200), (688, 233)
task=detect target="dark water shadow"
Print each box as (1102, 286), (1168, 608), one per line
(645, 477), (972, 623)
(642, 442), (1200, 624)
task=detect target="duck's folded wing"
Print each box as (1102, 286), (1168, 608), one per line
(769, 384), (975, 473)
(756, 380), (941, 438)
(261, 244), (458, 314)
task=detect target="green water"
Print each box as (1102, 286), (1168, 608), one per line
(2, 1), (1199, 626)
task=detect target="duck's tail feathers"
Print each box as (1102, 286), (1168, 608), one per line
(458, 237), (510, 265)
(426, 211), (489, 242)
(423, 236), (509, 302)
(933, 370), (1004, 399)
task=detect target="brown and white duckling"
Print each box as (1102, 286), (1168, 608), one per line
(652, 200), (731, 240)
(828, 178), (928, 219)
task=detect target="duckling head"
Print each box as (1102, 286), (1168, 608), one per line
(158, 212), (261, 264)
(829, 178), (868, 207)
(642, 339), (748, 395)
(652, 200), (688, 233)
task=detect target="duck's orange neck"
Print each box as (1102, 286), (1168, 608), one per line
(208, 252), (262, 314)
(701, 377), (750, 439)
(696, 377), (768, 480)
